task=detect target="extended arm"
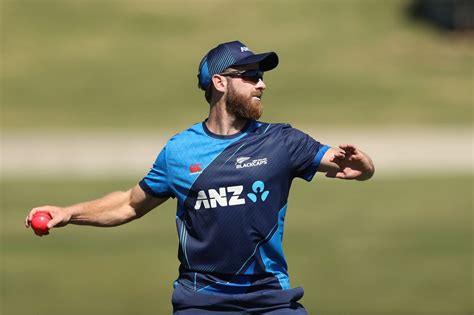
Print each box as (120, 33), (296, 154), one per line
(318, 144), (375, 180)
(25, 184), (168, 230)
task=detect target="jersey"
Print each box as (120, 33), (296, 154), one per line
(139, 120), (329, 308)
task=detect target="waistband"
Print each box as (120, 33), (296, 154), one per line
(172, 281), (304, 312)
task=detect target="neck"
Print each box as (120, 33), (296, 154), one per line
(205, 100), (249, 136)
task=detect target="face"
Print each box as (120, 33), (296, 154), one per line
(223, 64), (266, 120)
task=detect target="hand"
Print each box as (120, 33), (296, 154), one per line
(326, 144), (374, 180)
(25, 206), (72, 231)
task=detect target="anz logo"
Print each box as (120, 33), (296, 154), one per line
(194, 181), (270, 210)
(247, 181), (269, 203)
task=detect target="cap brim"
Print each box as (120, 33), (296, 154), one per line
(232, 52), (279, 72)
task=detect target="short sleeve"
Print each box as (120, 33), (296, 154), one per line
(139, 146), (175, 198)
(281, 125), (330, 181)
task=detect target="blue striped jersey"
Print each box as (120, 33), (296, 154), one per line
(139, 120), (329, 296)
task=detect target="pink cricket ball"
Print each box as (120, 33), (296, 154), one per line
(31, 211), (52, 236)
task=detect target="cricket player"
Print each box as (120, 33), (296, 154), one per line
(26, 40), (375, 314)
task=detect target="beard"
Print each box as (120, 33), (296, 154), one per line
(225, 83), (263, 120)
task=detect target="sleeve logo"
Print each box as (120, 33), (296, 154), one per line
(189, 164), (202, 174)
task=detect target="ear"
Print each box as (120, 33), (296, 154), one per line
(211, 74), (227, 93)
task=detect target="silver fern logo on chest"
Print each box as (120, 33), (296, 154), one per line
(235, 156), (268, 169)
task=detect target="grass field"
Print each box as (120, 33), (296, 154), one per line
(2, 0), (473, 130)
(1, 175), (472, 314)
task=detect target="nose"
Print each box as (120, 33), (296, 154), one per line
(256, 79), (266, 90)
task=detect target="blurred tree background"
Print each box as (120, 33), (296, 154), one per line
(2, 0), (473, 130)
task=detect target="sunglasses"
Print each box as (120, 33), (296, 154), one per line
(219, 69), (264, 83)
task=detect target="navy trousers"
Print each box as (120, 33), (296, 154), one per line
(172, 283), (308, 314)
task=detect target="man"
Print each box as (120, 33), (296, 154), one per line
(25, 40), (374, 314)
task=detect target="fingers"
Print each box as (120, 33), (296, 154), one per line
(326, 167), (361, 180)
(339, 144), (360, 155)
(328, 145), (362, 163)
(329, 149), (346, 162)
(25, 207), (44, 228)
(47, 215), (63, 229)
(25, 206), (55, 228)
(325, 171), (346, 179)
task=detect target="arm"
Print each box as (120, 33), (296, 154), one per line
(25, 184), (169, 230)
(318, 144), (375, 181)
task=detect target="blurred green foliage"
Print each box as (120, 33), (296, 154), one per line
(1, 176), (472, 314)
(2, 0), (473, 131)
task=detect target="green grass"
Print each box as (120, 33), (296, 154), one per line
(1, 175), (472, 314)
(2, 0), (473, 131)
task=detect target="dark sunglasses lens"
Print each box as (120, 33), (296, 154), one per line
(242, 70), (263, 82)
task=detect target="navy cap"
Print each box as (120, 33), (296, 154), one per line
(197, 40), (279, 91)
